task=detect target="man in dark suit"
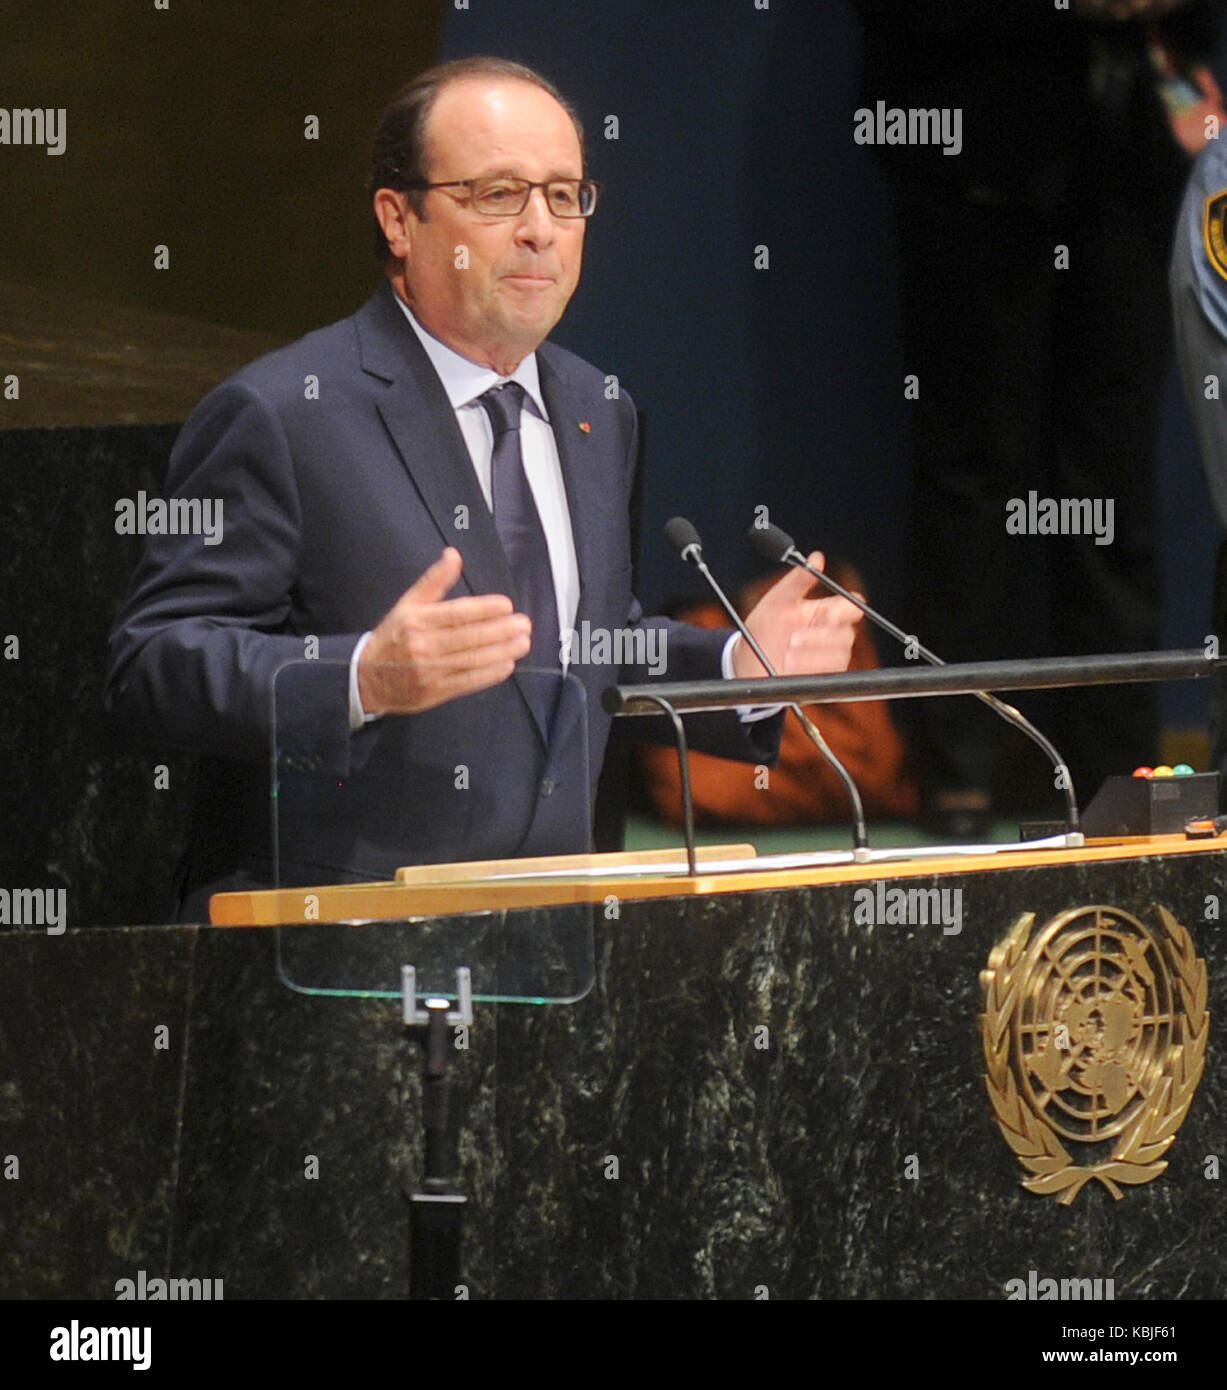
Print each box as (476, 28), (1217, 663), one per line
(105, 57), (860, 913)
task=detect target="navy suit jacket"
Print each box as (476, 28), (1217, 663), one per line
(106, 282), (780, 900)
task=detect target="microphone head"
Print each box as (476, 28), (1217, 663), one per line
(746, 521), (795, 564)
(664, 516), (703, 561)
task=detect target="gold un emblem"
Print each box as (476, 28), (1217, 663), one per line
(980, 905), (1208, 1204)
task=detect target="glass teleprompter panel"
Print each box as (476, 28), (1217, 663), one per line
(266, 658), (596, 1005)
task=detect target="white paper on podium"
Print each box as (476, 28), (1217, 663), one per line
(461, 835), (1073, 884)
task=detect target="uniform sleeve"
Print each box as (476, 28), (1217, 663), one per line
(1171, 138), (1227, 531)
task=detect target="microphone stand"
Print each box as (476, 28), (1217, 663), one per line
(751, 526), (1084, 847)
(670, 521), (872, 860)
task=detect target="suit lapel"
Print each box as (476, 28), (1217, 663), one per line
(537, 351), (608, 632)
(355, 284), (515, 605)
(538, 351), (610, 756)
(357, 285), (562, 748)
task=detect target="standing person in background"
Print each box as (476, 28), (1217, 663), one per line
(1171, 130), (1227, 802)
(852, 0), (1224, 837)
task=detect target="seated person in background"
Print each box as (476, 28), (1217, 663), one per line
(636, 562), (918, 828)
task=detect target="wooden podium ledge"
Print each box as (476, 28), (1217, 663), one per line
(208, 834), (1227, 926)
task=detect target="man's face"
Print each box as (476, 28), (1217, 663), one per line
(394, 77), (586, 371)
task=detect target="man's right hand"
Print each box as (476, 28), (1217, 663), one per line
(357, 547), (531, 716)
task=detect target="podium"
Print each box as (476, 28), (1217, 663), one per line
(1, 833), (1224, 1299)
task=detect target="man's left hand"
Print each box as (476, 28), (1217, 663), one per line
(732, 551), (862, 679)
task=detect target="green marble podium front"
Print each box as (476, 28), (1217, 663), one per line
(1, 839), (1224, 1299)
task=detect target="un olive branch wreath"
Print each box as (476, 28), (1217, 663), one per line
(980, 908), (1208, 1205)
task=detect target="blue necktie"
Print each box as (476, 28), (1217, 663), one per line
(478, 381), (561, 737)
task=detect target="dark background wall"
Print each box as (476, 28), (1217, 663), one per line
(0, 0), (445, 337)
(435, 0), (1225, 737)
(1, 0), (1224, 920)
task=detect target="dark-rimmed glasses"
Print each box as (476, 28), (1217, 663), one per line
(403, 176), (600, 218)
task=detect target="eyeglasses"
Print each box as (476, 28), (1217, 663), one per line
(404, 176), (600, 218)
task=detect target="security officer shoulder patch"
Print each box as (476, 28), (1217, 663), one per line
(1204, 189), (1227, 282)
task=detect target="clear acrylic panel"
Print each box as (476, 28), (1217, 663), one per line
(263, 659), (595, 1004)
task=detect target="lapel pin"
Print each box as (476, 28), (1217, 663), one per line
(578, 420), (591, 433)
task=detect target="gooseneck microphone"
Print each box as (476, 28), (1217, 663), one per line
(747, 521), (1083, 845)
(665, 516), (871, 859)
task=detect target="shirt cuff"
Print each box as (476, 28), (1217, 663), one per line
(721, 632), (785, 723)
(349, 630), (381, 731)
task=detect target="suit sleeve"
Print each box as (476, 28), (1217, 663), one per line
(105, 377), (369, 778)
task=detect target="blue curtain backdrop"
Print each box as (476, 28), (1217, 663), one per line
(440, 0), (1220, 732)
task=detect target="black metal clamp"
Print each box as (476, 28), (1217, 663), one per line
(402, 965), (473, 1300)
